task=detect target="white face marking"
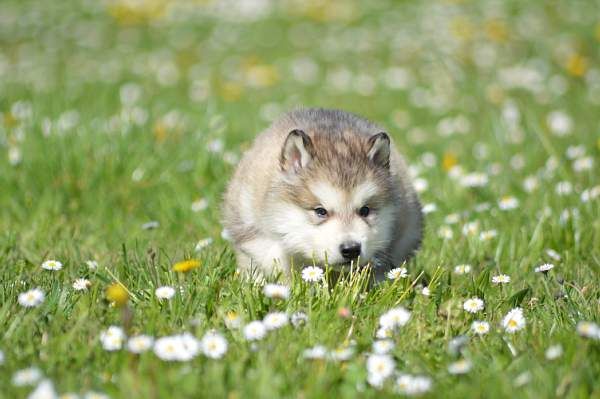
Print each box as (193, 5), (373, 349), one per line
(309, 182), (344, 210)
(351, 181), (379, 208)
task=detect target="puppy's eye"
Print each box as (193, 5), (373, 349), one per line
(314, 207), (328, 217)
(358, 206), (370, 217)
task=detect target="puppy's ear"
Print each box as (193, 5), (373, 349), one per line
(281, 129), (314, 173)
(367, 132), (390, 168)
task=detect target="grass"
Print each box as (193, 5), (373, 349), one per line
(0, 0), (599, 397)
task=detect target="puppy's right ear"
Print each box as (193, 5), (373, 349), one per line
(280, 129), (314, 173)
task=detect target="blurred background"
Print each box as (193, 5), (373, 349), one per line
(0, 0), (598, 257)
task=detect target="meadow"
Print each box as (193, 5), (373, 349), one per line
(0, 0), (599, 398)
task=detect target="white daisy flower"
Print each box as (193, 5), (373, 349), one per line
(471, 320), (490, 335)
(155, 286), (176, 300)
(463, 298), (484, 313)
(127, 335), (154, 354)
(18, 288), (45, 307)
(376, 327), (393, 339)
(379, 307), (411, 330)
(460, 172), (488, 188)
(445, 213), (460, 224)
(329, 346), (355, 362)
(421, 286), (430, 296)
(28, 379), (57, 399)
(154, 336), (184, 361)
(85, 260), (98, 270)
(263, 312), (289, 330)
(438, 226), (454, 239)
(263, 284), (290, 300)
(576, 321), (600, 340)
(194, 238), (213, 252)
(73, 278), (91, 291)
(498, 196), (519, 210)
(523, 176), (539, 192)
(372, 339), (395, 354)
(224, 311), (242, 329)
(448, 358), (472, 374)
(421, 203), (437, 214)
(566, 145), (585, 159)
(200, 332), (228, 359)
(396, 374), (432, 395)
(547, 110), (572, 136)
(545, 344), (563, 360)
(243, 321), (267, 341)
(573, 156), (593, 172)
(479, 230), (497, 241)
(545, 249), (561, 261)
(462, 221), (480, 236)
(0, 349), (4, 365)
(99, 326), (126, 351)
(301, 266), (324, 282)
(534, 263), (554, 273)
(367, 354), (395, 380)
(387, 267), (408, 280)
(176, 333), (201, 361)
(41, 260), (62, 271)
(12, 367), (42, 386)
(492, 274), (510, 284)
(581, 186), (600, 202)
(555, 181), (573, 195)
(502, 308), (526, 333)
(291, 311), (308, 327)
(191, 198), (208, 212)
(303, 345), (327, 359)
(454, 264), (471, 275)
(84, 391), (110, 399)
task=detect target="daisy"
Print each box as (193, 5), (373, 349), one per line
(479, 230), (497, 241)
(41, 260), (62, 271)
(86, 260), (98, 270)
(492, 274), (511, 284)
(576, 321), (600, 339)
(100, 326), (126, 351)
(243, 321), (267, 341)
(454, 264), (471, 275)
(372, 339), (395, 354)
(376, 327), (393, 339)
(555, 181), (573, 195)
(191, 198), (208, 212)
(460, 172), (489, 188)
(421, 286), (430, 296)
(545, 344), (563, 360)
(84, 391), (110, 399)
(194, 238), (213, 252)
(448, 358), (472, 374)
(263, 312), (289, 330)
(303, 345), (327, 359)
(291, 311), (308, 327)
(421, 203), (436, 214)
(29, 380), (57, 399)
(534, 263), (554, 273)
(387, 267), (408, 280)
(155, 286), (176, 300)
(263, 284), (290, 300)
(471, 320), (490, 335)
(224, 311), (242, 329)
(329, 346), (355, 361)
(18, 288), (45, 307)
(438, 226), (454, 239)
(462, 221), (480, 236)
(502, 308), (526, 333)
(154, 336), (184, 361)
(523, 176), (539, 192)
(302, 266), (324, 282)
(573, 156), (593, 172)
(127, 335), (154, 354)
(0, 350), (4, 365)
(545, 249), (561, 261)
(367, 354), (395, 381)
(379, 307), (411, 330)
(200, 332), (228, 359)
(73, 278), (91, 291)
(396, 374), (432, 395)
(498, 196), (519, 210)
(176, 333), (201, 361)
(12, 367), (42, 386)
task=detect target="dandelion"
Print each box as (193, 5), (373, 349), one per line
(576, 321), (600, 340)
(303, 345), (327, 360)
(73, 278), (91, 291)
(448, 358), (472, 374)
(243, 321), (267, 341)
(454, 264), (471, 275)
(127, 335), (154, 354)
(396, 374), (432, 395)
(200, 332), (228, 359)
(12, 367), (42, 386)
(41, 260), (62, 271)
(498, 196), (519, 210)
(502, 308), (526, 333)
(492, 274), (511, 284)
(463, 298), (484, 313)
(172, 259), (201, 273)
(18, 288), (45, 307)
(372, 339), (395, 354)
(263, 312), (289, 330)
(291, 311), (308, 327)
(100, 326), (125, 351)
(471, 321), (490, 335)
(263, 284), (290, 300)
(155, 286), (176, 300)
(301, 266), (324, 282)
(545, 344), (563, 360)
(105, 283), (129, 306)
(367, 354), (395, 382)
(379, 307), (411, 330)
(534, 263), (554, 273)
(387, 267), (408, 280)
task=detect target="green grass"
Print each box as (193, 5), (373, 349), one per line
(1, 0), (599, 397)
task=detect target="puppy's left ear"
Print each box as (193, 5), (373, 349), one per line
(281, 129), (314, 173)
(367, 132), (390, 168)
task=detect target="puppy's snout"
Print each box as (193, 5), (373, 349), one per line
(340, 241), (361, 260)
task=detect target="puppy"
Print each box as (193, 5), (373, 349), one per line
(223, 108), (422, 281)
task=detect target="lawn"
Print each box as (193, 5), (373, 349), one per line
(0, 0), (599, 398)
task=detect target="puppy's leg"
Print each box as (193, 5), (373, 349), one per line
(237, 237), (289, 280)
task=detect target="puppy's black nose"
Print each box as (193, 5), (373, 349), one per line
(340, 242), (361, 260)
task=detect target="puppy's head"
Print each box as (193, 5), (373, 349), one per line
(267, 129), (398, 267)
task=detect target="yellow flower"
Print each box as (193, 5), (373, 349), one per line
(442, 152), (458, 171)
(173, 259), (201, 273)
(106, 283), (129, 307)
(565, 54), (588, 77)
